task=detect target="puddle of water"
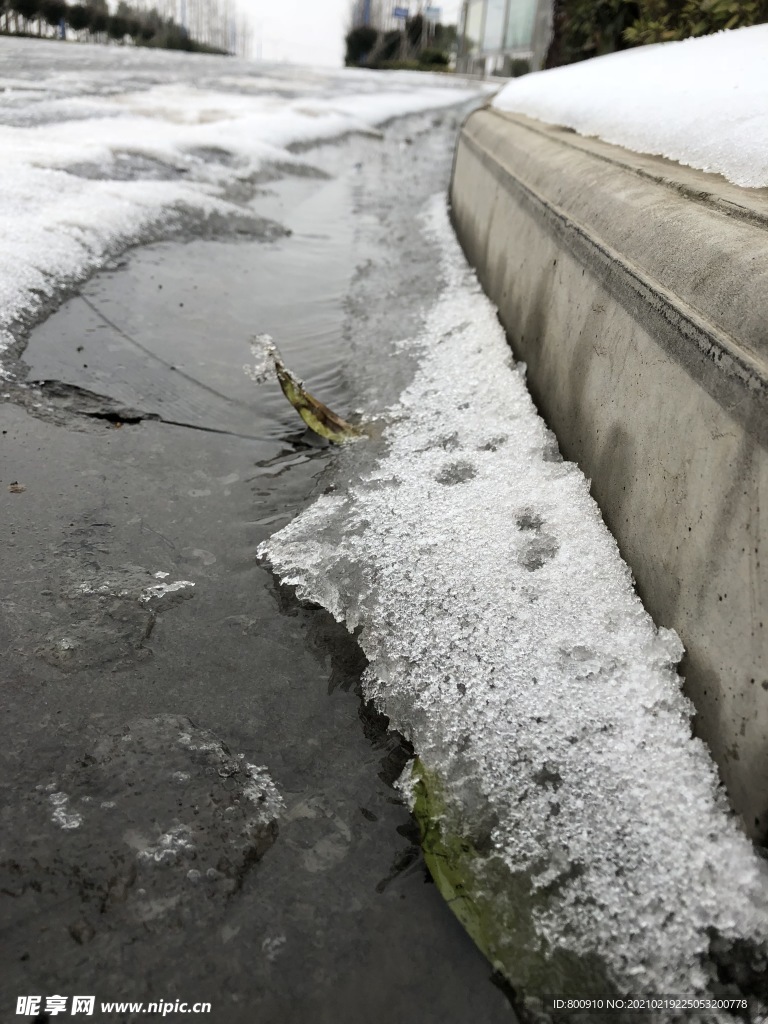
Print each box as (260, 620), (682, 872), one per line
(23, 166), (358, 440)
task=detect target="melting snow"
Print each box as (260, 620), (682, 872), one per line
(260, 195), (768, 998)
(244, 334), (280, 385)
(136, 823), (196, 865)
(139, 579), (195, 604)
(0, 43), (491, 373)
(74, 568), (194, 604)
(242, 764), (286, 825)
(493, 24), (768, 188)
(49, 791), (82, 830)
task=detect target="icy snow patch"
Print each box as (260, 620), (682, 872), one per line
(49, 791), (82, 831)
(244, 334), (280, 385)
(139, 579), (195, 604)
(74, 568), (194, 605)
(493, 24), (768, 188)
(136, 823), (196, 865)
(242, 764), (286, 826)
(260, 194), (768, 998)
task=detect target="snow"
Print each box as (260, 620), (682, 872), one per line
(74, 568), (194, 604)
(260, 194), (768, 1001)
(139, 579), (195, 603)
(136, 823), (197, 865)
(0, 40), (491, 373)
(242, 764), (285, 821)
(493, 24), (768, 189)
(49, 791), (83, 830)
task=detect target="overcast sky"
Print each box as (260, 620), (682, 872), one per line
(243, 0), (462, 67)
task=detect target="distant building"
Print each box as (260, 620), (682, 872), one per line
(351, 0), (400, 32)
(350, 0), (373, 26)
(352, 0), (443, 35)
(456, 0), (552, 75)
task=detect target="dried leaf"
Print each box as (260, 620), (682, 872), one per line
(246, 335), (363, 444)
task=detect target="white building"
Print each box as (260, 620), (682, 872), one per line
(457, 0), (552, 74)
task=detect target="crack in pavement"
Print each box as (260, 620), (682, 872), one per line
(31, 379), (269, 441)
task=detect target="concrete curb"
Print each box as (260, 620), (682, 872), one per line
(450, 107), (768, 842)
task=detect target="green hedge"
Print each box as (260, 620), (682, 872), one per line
(547, 0), (768, 67)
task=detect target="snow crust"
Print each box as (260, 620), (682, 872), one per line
(260, 195), (768, 1001)
(0, 42), (489, 372)
(493, 25), (768, 188)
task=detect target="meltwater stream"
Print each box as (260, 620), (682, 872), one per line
(1, 107), (515, 1022)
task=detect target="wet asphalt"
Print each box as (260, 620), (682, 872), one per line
(0, 109), (516, 1022)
